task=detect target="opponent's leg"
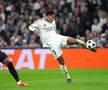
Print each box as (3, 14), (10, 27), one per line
(57, 55), (72, 83)
(67, 37), (96, 52)
(3, 58), (20, 82)
(2, 57), (29, 86)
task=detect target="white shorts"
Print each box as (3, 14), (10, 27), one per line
(49, 35), (68, 59)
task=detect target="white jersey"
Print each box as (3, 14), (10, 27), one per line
(29, 18), (58, 47)
(29, 18), (68, 58)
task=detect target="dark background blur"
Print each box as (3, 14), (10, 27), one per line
(0, 0), (108, 48)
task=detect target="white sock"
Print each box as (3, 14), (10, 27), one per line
(60, 64), (71, 79)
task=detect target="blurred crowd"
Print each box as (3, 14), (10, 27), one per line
(0, 0), (108, 48)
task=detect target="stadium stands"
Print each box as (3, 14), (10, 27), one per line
(0, 0), (108, 48)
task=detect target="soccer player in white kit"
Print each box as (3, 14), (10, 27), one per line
(29, 11), (96, 83)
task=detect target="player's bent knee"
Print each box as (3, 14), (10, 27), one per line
(57, 56), (64, 65)
(3, 57), (11, 66)
(58, 60), (64, 65)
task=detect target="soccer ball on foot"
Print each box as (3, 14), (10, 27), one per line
(86, 40), (96, 49)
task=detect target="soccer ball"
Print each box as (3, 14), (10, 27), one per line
(86, 40), (96, 49)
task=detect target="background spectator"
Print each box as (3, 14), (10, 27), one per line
(0, 0), (108, 48)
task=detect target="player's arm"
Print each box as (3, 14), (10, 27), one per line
(29, 22), (40, 35)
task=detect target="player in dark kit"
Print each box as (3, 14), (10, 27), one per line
(0, 50), (29, 86)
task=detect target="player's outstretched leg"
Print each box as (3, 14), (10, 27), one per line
(57, 55), (72, 83)
(2, 57), (29, 87)
(67, 37), (97, 52)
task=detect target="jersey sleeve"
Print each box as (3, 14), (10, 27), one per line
(29, 20), (40, 31)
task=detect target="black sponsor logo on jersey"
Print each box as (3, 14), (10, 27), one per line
(43, 26), (53, 32)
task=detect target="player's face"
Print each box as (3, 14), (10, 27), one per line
(47, 14), (55, 23)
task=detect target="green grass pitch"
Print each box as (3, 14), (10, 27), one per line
(0, 69), (108, 90)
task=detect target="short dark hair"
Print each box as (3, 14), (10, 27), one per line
(46, 10), (55, 16)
